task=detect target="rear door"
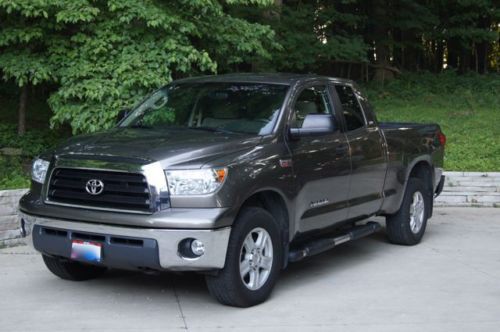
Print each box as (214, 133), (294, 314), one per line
(286, 83), (351, 233)
(332, 84), (388, 219)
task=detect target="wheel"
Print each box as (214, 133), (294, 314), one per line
(205, 207), (282, 307)
(386, 177), (431, 245)
(42, 254), (107, 281)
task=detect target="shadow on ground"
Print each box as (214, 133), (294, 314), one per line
(95, 228), (390, 305)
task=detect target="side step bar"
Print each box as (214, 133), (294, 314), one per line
(288, 221), (381, 263)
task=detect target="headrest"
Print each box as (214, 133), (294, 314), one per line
(295, 100), (318, 115)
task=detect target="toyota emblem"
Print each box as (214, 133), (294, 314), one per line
(85, 179), (104, 195)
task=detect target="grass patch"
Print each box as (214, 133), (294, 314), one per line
(365, 71), (500, 171)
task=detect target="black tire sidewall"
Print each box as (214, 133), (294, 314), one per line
(208, 207), (282, 307)
(399, 178), (431, 243)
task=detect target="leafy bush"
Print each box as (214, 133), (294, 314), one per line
(0, 124), (63, 157)
(0, 156), (30, 190)
(0, 124), (64, 190)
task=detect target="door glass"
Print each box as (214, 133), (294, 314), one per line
(292, 86), (333, 128)
(334, 85), (366, 131)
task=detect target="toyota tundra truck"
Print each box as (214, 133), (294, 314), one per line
(19, 74), (446, 307)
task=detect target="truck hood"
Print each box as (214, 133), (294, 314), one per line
(53, 128), (262, 168)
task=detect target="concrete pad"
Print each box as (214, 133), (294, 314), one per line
(1, 207), (499, 331)
(0, 250), (186, 331)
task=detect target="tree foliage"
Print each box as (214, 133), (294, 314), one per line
(232, 0), (499, 78)
(0, 0), (498, 134)
(0, 0), (278, 133)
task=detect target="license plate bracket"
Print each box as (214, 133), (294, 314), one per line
(71, 239), (102, 263)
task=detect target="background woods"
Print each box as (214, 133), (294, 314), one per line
(0, 0), (499, 188)
(233, 0), (499, 79)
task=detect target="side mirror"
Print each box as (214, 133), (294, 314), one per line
(289, 114), (336, 139)
(116, 108), (130, 124)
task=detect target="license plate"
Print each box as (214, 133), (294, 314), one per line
(71, 240), (102, 263)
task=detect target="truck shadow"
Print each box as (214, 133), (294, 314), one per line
(96, 230), (390, 304)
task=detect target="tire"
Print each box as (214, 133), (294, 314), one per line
(386, 177), (431, 245)
(42, 254), (107, 281)
(205, 207), (283, 307)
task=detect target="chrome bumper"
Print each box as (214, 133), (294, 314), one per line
(20, 212), (231, 271)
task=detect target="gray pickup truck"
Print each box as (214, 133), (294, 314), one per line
(19, 74), (446, 307)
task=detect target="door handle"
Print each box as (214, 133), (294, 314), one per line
(335, 145), (349, 155)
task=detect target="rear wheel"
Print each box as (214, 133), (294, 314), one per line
(42, 254), (107, 281)
(386, 177), (431, 245)
(205, 207), (282, 307)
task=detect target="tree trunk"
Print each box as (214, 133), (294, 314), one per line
(459, 46), (471, 74)
(17, 85), (28, 136)
(476, 41), (488, 74)
(402, 30), (419, 71)
(373, 45), (394, 82)
(447, 38), (459, 69)
(435, 40), (444, 73)
(393, 28), (403, 69)
(372, 0), (394, 83)
(476, 14), (491, 74)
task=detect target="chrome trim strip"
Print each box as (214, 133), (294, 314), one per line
(20, 212), (231, 271)
(43, 200), (151, 215)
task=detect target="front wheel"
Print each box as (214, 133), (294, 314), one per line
(386, 177), (431, 245)
(205, 207), (282, 307)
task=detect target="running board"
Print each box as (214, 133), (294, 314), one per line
(288, 221), (381, 263)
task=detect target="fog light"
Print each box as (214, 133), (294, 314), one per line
(191, 239), (205, 256)
(178, 238), (205, 259)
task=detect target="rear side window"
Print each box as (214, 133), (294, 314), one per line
(334, 85), (365, 131)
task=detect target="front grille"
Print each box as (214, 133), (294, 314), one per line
(47, 168), (150, 212)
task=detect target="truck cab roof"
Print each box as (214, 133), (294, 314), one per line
(174, 73), (355, 86)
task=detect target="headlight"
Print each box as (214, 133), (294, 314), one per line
(32, 158), (50, 184)
(165, 168), (227, 195)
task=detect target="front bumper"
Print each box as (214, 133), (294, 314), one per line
(19, 191), (232, 229)
(20, 212), (231, 271)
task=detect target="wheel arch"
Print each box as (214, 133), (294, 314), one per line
(237, 189), (291, 269)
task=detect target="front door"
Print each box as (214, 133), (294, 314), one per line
(286, 84), (351, 234)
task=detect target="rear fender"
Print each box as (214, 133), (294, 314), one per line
(384, 155), (434, 216)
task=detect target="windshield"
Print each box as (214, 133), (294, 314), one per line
(120, 82), (289, 135)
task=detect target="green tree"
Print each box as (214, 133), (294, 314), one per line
(0, 0), (278, 134)
(240, 0), (499, 80)
(229, 0), (367, 73)
(0, 1), (57, 135)
(433, 0), (499, 73)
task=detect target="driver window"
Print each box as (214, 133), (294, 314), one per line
(291, 85), (333, 128)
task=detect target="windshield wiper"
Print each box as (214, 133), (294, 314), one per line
(188, 126), (239, 134)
